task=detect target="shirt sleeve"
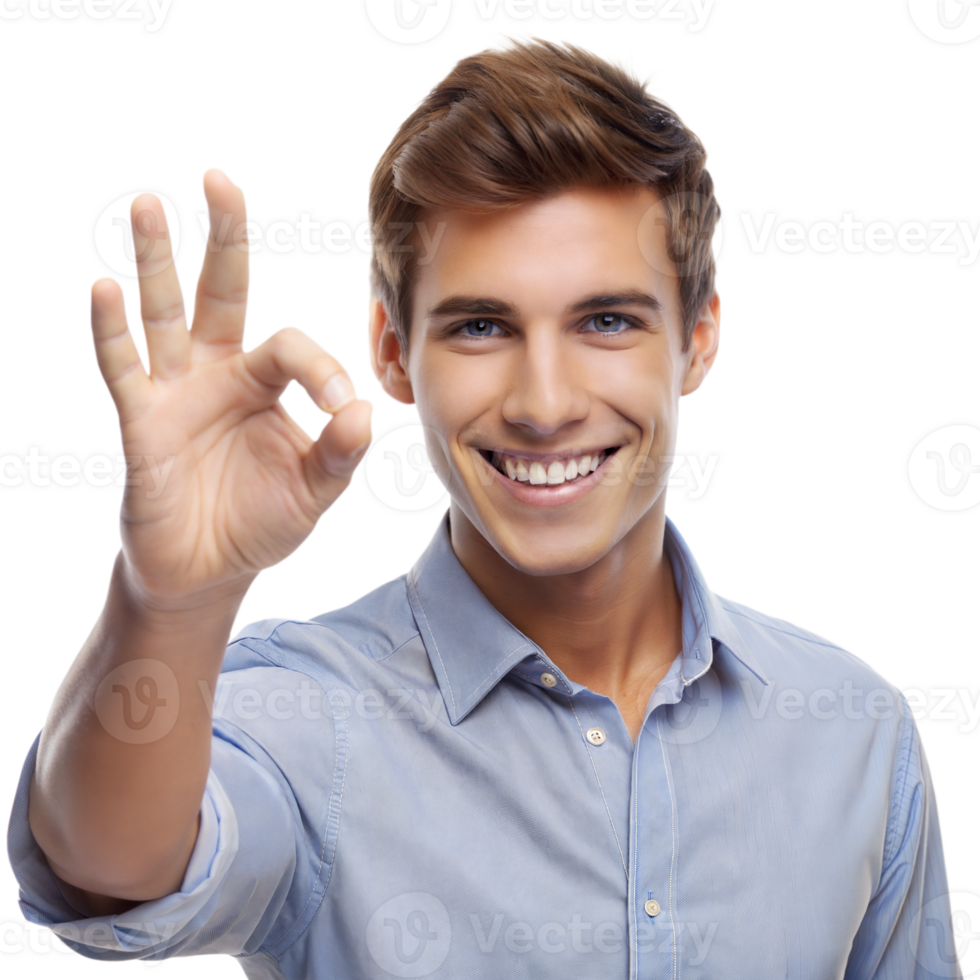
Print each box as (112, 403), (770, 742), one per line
(844, 695), (962, 980)
(6, 726), (301, 962)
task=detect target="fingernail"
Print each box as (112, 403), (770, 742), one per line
(323, 373), (354, 411)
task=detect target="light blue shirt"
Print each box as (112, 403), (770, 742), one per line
(8, 515), (959, 978)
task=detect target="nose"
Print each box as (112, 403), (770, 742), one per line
(501, 328), (590, 436)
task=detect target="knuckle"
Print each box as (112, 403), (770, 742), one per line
(142, 304), (185, 330)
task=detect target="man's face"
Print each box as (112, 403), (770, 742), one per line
(388, 184), (716, 576)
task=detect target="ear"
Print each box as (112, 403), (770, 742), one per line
(369, 297), (415, 405)
(681, 292), (720, 396)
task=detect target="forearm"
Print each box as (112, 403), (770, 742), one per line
(28, 549), (252, 902)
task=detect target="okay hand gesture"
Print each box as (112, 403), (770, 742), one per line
(91, 170), (372, 607)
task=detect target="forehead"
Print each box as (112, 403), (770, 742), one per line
(410, 185), (680, 322)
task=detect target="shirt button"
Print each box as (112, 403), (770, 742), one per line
(540, 672), (558, 688)
(586, 727), (606, 745)
(644, 899), (661, 917)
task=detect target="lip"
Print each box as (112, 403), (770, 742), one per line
(477, 447), (619, 509)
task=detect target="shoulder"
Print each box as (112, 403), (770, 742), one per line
(717, 593), (901, 697)
(221, 574), (422, 680)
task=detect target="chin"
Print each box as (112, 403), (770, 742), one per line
(486, 522), (618, 578)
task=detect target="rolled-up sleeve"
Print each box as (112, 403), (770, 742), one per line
(7, 728), (300, 961)
(845, 696), (962, 980)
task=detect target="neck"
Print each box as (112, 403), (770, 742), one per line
(449, 502), (683, 738)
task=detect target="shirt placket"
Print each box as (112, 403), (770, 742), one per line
(630, 660), (687, 980)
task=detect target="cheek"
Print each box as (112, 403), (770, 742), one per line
(577, 346), (675, 436)
(410, 347), (502, 445)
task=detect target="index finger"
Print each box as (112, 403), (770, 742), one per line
(190, 170), (249, 353)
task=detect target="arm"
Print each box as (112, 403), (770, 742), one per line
(26, 170), (371, 909)
(844, 696), (961, 979)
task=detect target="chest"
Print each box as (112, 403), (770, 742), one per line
(287, 679), (880, 979)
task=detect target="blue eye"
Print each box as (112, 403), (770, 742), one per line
(586, 314), (630, 333)
(460, 319), (503, 338)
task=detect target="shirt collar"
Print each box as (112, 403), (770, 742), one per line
(407, 513), (769, 726)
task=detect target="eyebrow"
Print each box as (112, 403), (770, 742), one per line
(566, 291), (663, 316)
(425, 289), (663, 320)
(427, 296), (517, 319)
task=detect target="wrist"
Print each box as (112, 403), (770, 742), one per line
(112, 552), (255, 631)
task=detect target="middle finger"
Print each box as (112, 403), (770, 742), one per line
(132, 193), (190, 380)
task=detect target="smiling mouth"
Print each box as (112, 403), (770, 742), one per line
(479, 448), (617, 487)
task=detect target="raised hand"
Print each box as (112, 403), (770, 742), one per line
(91, 170), (372, 607)
(25, 171), (375, 909)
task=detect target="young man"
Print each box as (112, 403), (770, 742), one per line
(9, 40), (958, 979)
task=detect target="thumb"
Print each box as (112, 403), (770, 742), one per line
(302, 399), (372, 510)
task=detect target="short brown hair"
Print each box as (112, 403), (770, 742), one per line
(369, 38), (719, 351)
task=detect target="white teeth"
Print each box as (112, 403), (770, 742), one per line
(495, 451), (608, 486)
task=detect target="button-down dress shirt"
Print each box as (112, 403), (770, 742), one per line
(8, 515), (959, 978)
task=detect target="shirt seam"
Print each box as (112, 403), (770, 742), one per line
(676, 555), (709, 685)
(266, 678), (350, 958)
(407, 568), (458, 715)
(720, 604), (852, 652)
(656, 713), (679, 980)
(458, 641), (536, 708)
(566, 697), (628, 880)
(881, 694), (915, 874)
(235, 637), (284, 668)
(235, 620), (420, 668)
(375, 631), (424, 664)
